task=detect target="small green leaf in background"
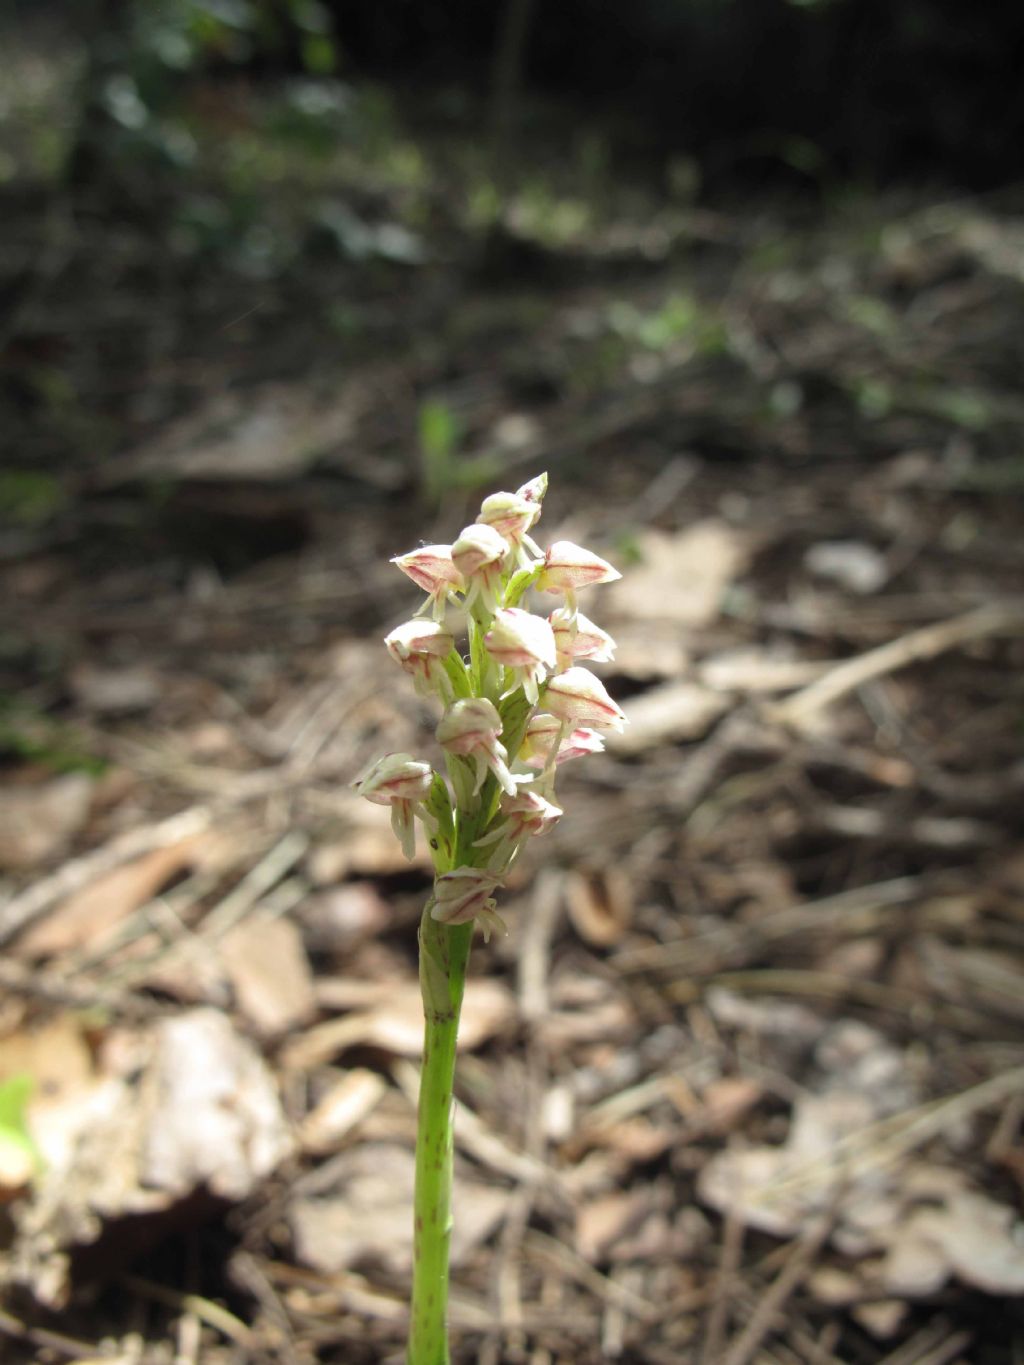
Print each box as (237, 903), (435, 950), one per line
(0, 1074), (42, 1189)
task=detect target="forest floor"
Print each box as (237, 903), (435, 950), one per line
(2, 64), (1024, 1365)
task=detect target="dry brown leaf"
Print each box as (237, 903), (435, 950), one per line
(605, 521), (748, 626)
(69, 663), (160, 715)
(610, 622), (689, 681)
(309, 797), (432, 880)
(700, 1076), (764, 1134)
(222, 914), (316, 1038)
(6, 1009), (292, 1305)
(299, 882), (391, 951)
(699, 647), (831, 694)
(576, 1189), (652, 1263)
(289, 1144), (507, 1276)
(299, 1069), (388, 1154)
(14, 832), (217, 959)
(0, 774), (93, 872)
(609, 681), (728, 755)
(565, 866), (634, 947)
(281, 978), (515, 1070)
(140, 1009), (293, 1199)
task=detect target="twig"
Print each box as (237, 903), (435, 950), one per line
(700, 1205), (745, 1365)
(118, 1273), (254, 1347)
(0, 1307), (114, 1360)
(720, 1216), (832, 1365)
(770, 602), (1024, 725)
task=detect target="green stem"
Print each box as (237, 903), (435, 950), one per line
(408, 909), (473, 1365)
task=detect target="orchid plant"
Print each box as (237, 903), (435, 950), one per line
(352, 473), (624, 1365)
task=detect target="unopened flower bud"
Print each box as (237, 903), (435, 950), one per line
(391, 545), (464, 620)
(478, 487), (544, 563)
(549, 607), (616, 669)
(516, 472), (548, 507)
(431, 867), (506, 940)
(451, 523), (508, 614)
(385, 620), (454, 698)
(485, 607), (556, 704)
(351, 753), (433, 860)
(545, 666), (627, 732)
(437, 697), (516, 795)
(536, 541), (621, 602)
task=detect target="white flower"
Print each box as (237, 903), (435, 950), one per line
(536, 541), (621, 607)
(519, 712), (607, 768)
(431, 867), (506, 940)
(390, 544), (464, 620)
(451, 523), (508, 615)
(477, 788), (562, 849)
(436, 697), (517, 795)
(477, 480), (544, 563)
(549, 607), (616, 669)
(484, 607), (556, 704)
(351, 753), (433, 860)
(545, 666), (627, 732)
(385, 619), (454, 698)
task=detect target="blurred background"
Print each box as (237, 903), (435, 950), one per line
(2, 2), (1024, 1362)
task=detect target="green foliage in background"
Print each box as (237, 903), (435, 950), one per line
(0, 1076), (42, 1185)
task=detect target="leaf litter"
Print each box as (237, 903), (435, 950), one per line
(2, 171), (1024, 1363)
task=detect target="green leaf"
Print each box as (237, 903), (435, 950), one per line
(504, 563), (542, 608)
(0, 1074), (42, 1184)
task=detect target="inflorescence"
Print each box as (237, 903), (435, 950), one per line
(352, 473), (625, 940)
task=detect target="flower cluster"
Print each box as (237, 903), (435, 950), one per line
(352, 473), (624, 939)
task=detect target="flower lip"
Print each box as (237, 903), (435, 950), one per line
(544, 666), (627, 732)
(537, 541), (621, 595)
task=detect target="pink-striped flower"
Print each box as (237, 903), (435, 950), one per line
(431, 867), (506, 940)
(436, 697), (516, 795)
(518, 712), (606, 768)
(351, 753), (433, 860)
(545, 666), (627, 733)
(549, 607), (616, 669)
(495, 789), (562, 841)
(485, 607), (556, 704)
(478, 478), (545, 563)
(385, 620), (454, 698)
(536, 541), (621, 606)
(390, 544), (464, 621)
(451, 523), (508, 614)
